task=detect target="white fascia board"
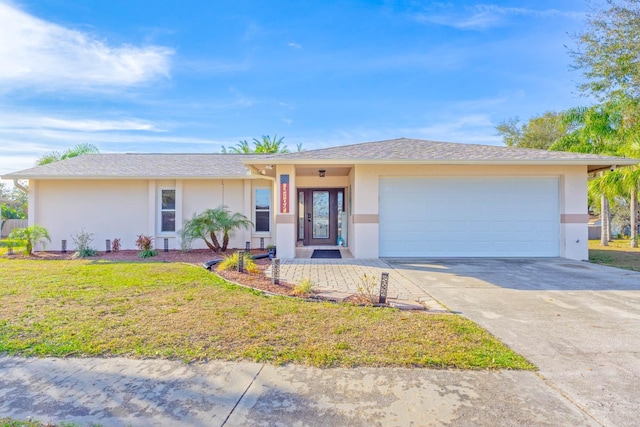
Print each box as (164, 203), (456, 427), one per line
(0, 174), (262, 180)
(244, 158), (639, 167)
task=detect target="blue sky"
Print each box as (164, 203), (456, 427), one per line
(1, 0), (592, 181)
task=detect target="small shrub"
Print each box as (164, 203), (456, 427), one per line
(216, 251), (258, 273)
(8, 225), (51, 255)
(135, 234), (154, 250)
(112, 238), (121, 253)
(177, 228), (193, 253)
(71, 228), (97, 258)
(357, 274), (379, 304)
(293, 277), (313, 296)
(135, 234), (157, 258)
(138, 249), (158, 258)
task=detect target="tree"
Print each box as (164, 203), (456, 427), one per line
(550, 101), (627, 246)
(571, 0), (640, 100)
(217, 211), (253, 251)
(1, 183), (28, 233)
(7, 225), (51, 255)
(551, 99), (640, 246)
(570, 0), (640, 246)
(222, 135), (296, 154)
(182, 206), (252, 252)
(496, 112), (571, 149)
(37, 143), (100, 166)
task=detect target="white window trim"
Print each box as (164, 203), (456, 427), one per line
(253, 186), (272, 236)
(158, 188), (176, 235)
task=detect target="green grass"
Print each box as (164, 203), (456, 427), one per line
(0, 258), (534, 369)
(0, 239), (25, 256)
(589, 239), (640, 272)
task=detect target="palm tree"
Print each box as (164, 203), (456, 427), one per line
(218, 210), (253, 251)
(37, 143), (100, 166)
(616, 166), (640, 247)
(551, 100), (634, 246)
(182, 209), (225, 252)
(618, 140), (640, 247)
(182, 206), (252, 252)
(222, 135), (295, 154)
(253, 135), (289, 153)
(221, 140), (252, 154)
(8, 225), (51, 255)
(588, 172), (621, 245)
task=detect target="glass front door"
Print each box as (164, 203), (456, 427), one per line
(298, 188), (344, 246)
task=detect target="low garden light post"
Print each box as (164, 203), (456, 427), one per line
(379, 272), (389, 304)
(238, 250), (245, 273)
(272, 258), (280, 285)
(61, 240), (67, 253)
(7, 245), (13, 255)
(106, 239), (111, 253)
(245, 241), (250, 251)
(164, 238), (169, 252)
(260, 237), (264, 250)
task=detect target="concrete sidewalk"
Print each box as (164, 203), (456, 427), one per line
(0, 356), (596, 427)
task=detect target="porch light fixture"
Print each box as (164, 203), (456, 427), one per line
(319, 169), (326, 178)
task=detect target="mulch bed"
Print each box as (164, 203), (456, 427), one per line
(6, 248), (302, 297)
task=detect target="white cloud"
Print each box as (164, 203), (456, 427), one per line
(287, 42), (302, 49)
(0, 114), (159, 132)
(0, 1), (173, 91)
(413, 4), (584, 30)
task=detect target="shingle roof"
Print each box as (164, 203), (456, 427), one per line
(3, 138), (636, 179)
(261, 138), (634, 163)
(3, 153), (264, 179)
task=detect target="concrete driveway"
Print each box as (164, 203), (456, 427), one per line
(387, 258), (640, 427)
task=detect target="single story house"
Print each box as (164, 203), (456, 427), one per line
(3, 138), (636, 260)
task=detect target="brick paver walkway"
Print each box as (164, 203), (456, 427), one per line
(267, 258), (447, 311)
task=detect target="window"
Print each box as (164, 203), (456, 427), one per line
(160, 189), (175, 233)
(254, 188), (271, 233)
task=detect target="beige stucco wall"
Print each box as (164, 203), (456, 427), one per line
(349, 164), (589, 260)
(31, 163), (588, 260)
(295, 176), (349, 188)
(32, 178), (275, 253)
(34, 179), (149, 251)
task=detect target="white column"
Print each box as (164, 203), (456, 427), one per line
(148, 180), (156, 239)
(275, 165), (296, 258)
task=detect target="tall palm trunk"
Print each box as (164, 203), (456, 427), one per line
(631, 186), (639, 248)
(600, 195), (610, 246)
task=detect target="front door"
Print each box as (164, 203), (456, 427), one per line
(298, 188), (344, 246)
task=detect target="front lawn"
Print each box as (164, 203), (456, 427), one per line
(0, 258), (533, 369)
(0, 239), (24, 256)
(589, 239), (640, 272)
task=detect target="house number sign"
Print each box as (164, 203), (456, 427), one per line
(280, 174), (290, 213)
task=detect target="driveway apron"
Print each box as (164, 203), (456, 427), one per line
(388, 258), (640, 427)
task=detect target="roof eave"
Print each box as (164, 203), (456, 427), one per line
(0, 174), (264, 180)
(244, 158), (639, 167)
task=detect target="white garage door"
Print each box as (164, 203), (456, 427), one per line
(379, 177), (560, 257)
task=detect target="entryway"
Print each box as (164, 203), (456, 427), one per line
(297, 188), (345, 246)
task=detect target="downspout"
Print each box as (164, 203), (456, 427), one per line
(13, 179), (28, 193)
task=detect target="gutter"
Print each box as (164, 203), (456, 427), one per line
(13, 179), (28, 193)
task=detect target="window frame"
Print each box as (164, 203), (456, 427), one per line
(158, 188), (176, 235)
(253, 187), (271, 235)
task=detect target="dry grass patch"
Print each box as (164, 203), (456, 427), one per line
(589, 239), (640, 272)
(0, 258), (533, 369)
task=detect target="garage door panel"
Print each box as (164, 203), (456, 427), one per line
(379, 177), (560, 257)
